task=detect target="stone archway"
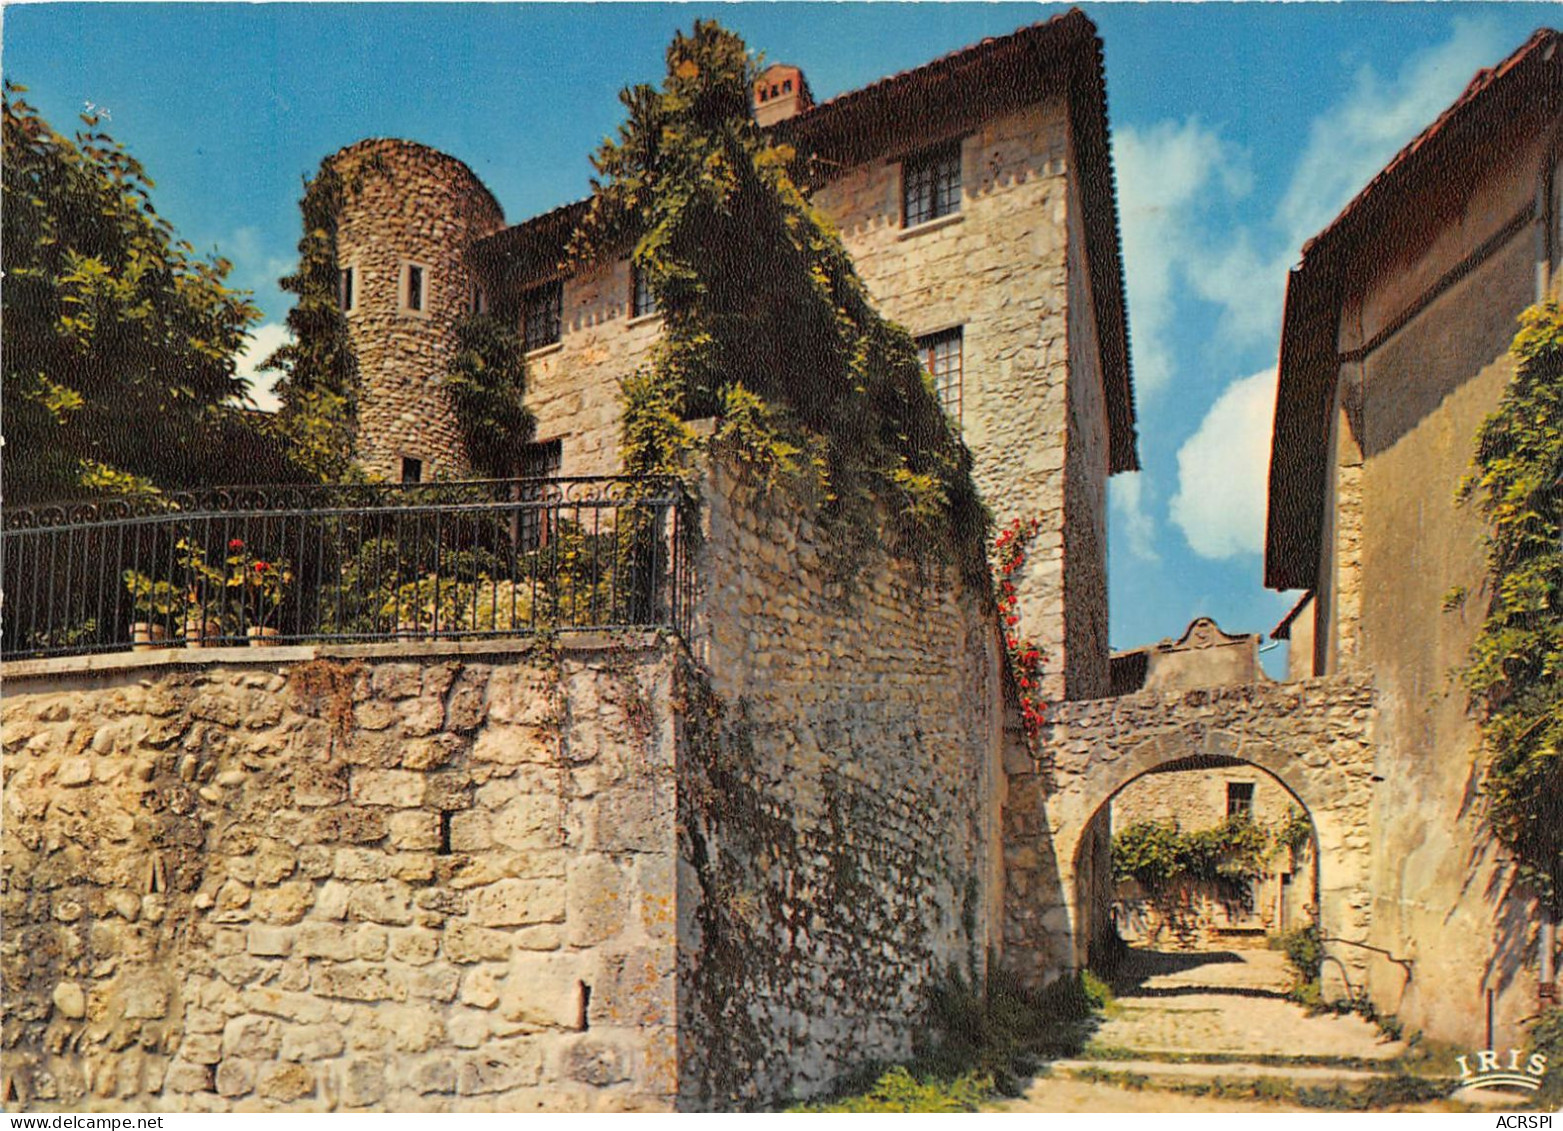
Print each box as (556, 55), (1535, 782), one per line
(1002, 677), (1377, 997)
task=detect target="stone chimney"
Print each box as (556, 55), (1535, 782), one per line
(752, 64), (813, 126)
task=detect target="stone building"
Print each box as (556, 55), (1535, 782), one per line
(333, 8), (1136, 702)
(0, 11), (1139, 1112)
(1265, 28), (1563, 1046)
(9, 10), (1562, 1114)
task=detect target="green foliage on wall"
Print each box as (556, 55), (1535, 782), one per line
(1457, 300), (1563, 908)
(442, 313), (535, 478)
(571, 20), (989, 588)
(2, 83), (297, 503)
(1112, 812), (1303, 895)
(262, 160), (362, 482)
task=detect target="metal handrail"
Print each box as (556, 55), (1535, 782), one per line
(1, 477), (693, 659)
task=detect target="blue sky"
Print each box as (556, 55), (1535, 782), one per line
(5, 3), (1558, 670)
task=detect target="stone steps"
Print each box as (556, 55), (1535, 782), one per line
(1051, 1055), (1418, 1090)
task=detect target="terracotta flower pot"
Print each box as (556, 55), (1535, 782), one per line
(183, 616), (223, 647)
(131, 622), (169, 652)
(246, 626), (282, 647)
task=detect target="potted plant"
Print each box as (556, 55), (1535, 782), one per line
(121, 569), (179, 650)
(175, 539), (229, 646)
(225, 542), (292, 645)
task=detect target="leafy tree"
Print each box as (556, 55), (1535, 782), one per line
(442, 313), (534, 479)
(1458, 300), (1563, 909)
(571, 20), (988, 588)
(2, 83), (293, 504)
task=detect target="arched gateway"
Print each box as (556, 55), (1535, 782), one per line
(1002, 676), (1379, 999)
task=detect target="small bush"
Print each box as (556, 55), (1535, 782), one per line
(1278, 923), (1323, 985)
(789, 1066), (991, 1113)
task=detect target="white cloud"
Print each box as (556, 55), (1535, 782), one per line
(234, 322), (292, 413)
(1276, 18), (1508, 256)
(1113, 118), (1250, 397)
(1115, 20), (1511, 392)
(1110, 471), (1159, 562)
(1169, 367), (1278, 560)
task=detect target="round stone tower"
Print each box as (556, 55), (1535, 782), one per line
(329, 139), (505, 481)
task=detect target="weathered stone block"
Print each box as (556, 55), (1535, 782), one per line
(215, 1058), (256, 1098)
(388, 810), (441, 850)
(473, 724), (554, 766)
(257, 1061), (315, 1102)
(51, 981), (86, 1019)
(409, 1058), (457, 1095)
(565, 855), (627, 947)
(311, 963), (394, 1003)
(456, 1042), (543, 1095)
(443, 921), (513, 964)
(246, 926), (293, 957)
(223, 1015), (282, 1059)
(341, 1057), (387, 1107)
(471, 879), (564, 927)
(296, 921), (357, 961)
(163, 1061), (214, 1094)
(346, 883), (413, 926)
(279, 1024), (345, 1062)
(499, 952), (584, 1028)
(561, 1034), (634, 1087)
(351, 769), (424, 808)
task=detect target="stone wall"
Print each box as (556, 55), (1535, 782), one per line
(1, 452), (1011, 1113)
(811, 99), (1082, 700)
(1003, 678), (1375, 994)
(521, 260), (661, 480)
(333, 139), (507, 480)
(1062, 123), (1111, 702)
(676, 461), (1006, 1108)
(1, 639), (679, 1112)
(1112, 767), (1314, 946)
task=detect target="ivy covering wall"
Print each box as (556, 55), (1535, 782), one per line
(570, 20), (990, 590)
(1456, 300), (1563, 910)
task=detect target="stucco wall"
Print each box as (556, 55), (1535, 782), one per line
(0, 640), (679, 1112)
(676, 460), (1006, 1108)
(1320, 131), (1551, 1045)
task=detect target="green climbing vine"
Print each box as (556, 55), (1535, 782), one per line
(1455, 300), (1563, 908)
(570, 20), (989, 590)
(442, 313), (534, 479)
(262, 159), (365, 483)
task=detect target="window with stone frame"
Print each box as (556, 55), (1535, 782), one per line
(518, 439), (563, 549)
(917, 327), (964, 424)
(337, 265), (356, 312)
(902, 140), (962, 228)
(524, 280), (563, 350)
(631, 264), (657, 319)
(470, 282), (488, 316)
(403, 262), (429, 314)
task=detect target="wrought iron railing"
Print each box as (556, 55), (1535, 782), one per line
(1, 477), (693, 660)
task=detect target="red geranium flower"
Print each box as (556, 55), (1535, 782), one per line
(229, 538), (245, 551)
(253, 561), (270, 573)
